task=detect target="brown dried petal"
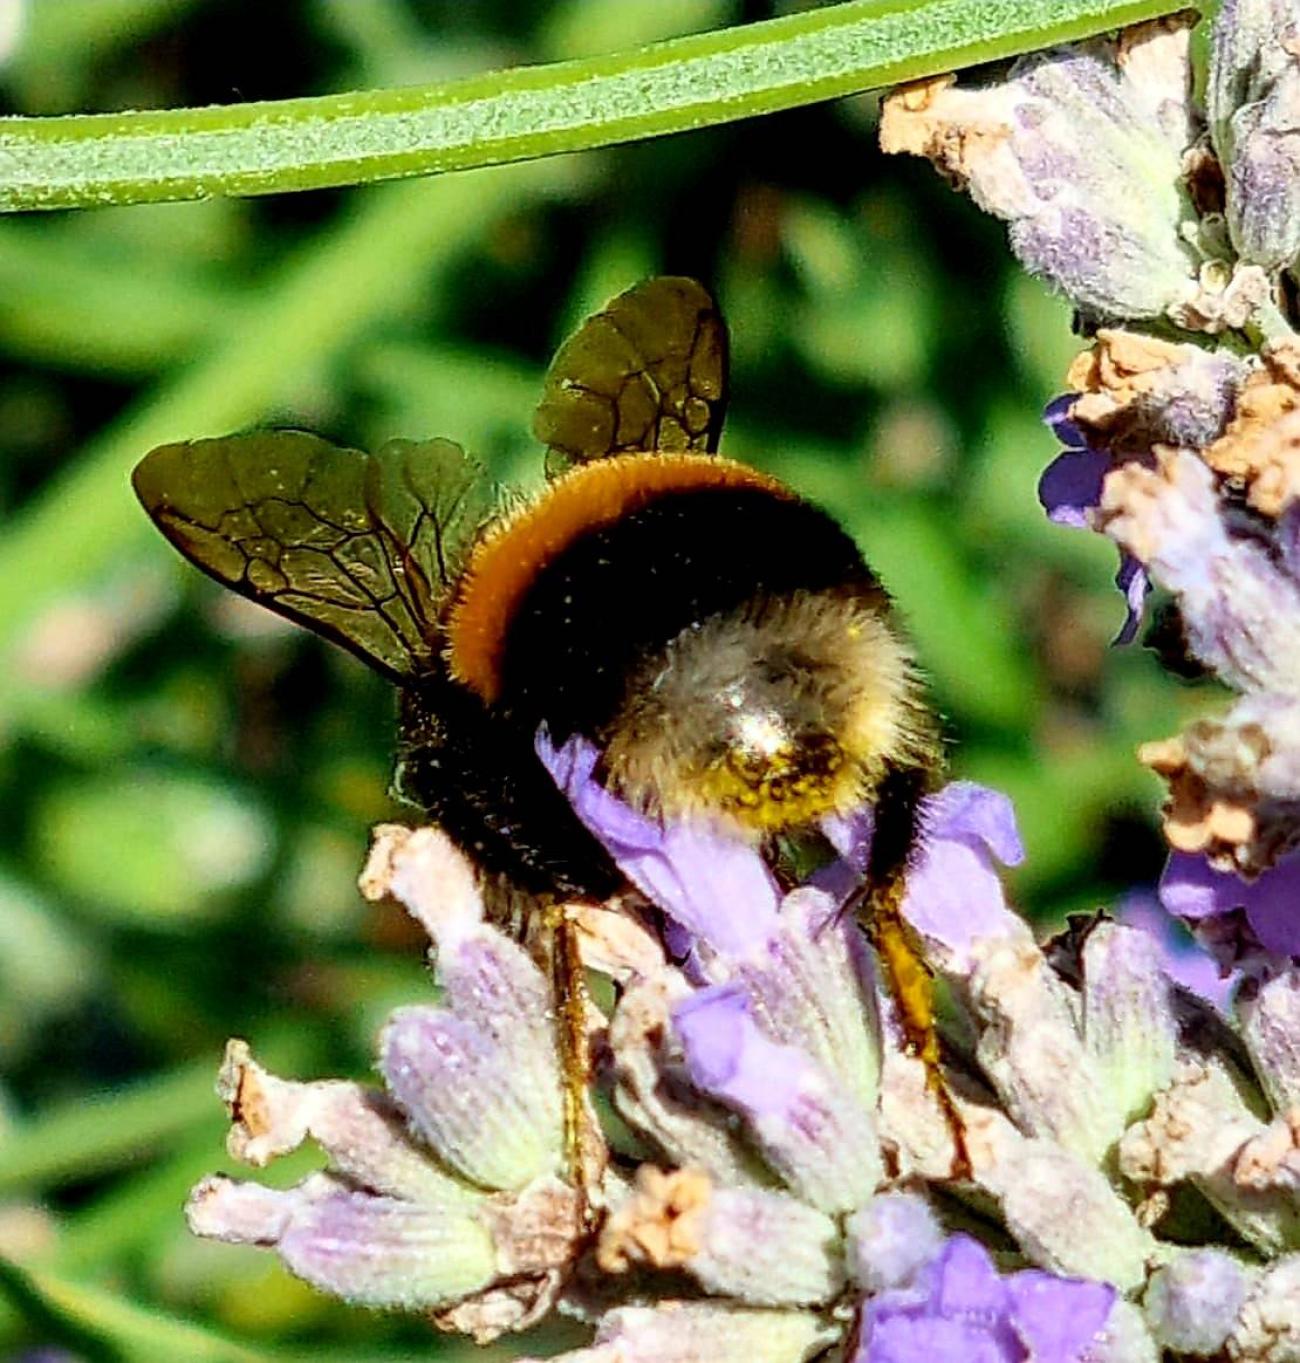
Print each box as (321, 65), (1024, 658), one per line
(1225, 1253), (1300, 1361)
(598, 1165), (711, 1274)
(880, 23), (1200, 320)
(1140, 697), (1300, 875)
(216, 1040), (474, 1207)
(1067, 329), (1247, 451)
(1204, 360), (1300, 516)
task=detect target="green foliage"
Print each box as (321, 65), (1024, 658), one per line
(0, 1), (1206, 1357)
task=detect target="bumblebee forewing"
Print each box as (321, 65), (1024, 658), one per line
(364, 436), (493, 624)
(534, 276), (729, 475)
(133, 430), (488, 683)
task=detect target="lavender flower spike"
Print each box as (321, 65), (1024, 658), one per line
(536, 726), (781, 955)
(185, 764), (1300, 1360)
(187, 826), (586, 1339)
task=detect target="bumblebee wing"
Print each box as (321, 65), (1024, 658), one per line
(533, 276), (729, 476)
(132, 430), (489, 683)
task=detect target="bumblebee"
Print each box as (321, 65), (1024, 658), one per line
(133, 278), (963, 1178)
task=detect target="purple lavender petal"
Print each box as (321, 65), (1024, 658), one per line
(901, 785), (1026, 965)
(1116, 892), (1234, 1009)
(865, 1315), (1013, 1363)
(1114, 554), (1150, 645)
(1160, 851), (1300, 956)
(735, 887), (882, 1110)
(674, 984), (882, 1209)
(926, 782), (1026, 866)
(822, 805), (875, 874)
(1039, 447), (1110, 528)
(1037, 398), (1152, 643)
(931, 1235), (1011, 1316)
(820, 784), (1025, 969)
(674, 985), (807, 1113)
(859, 1236), (1114, 1363)
(1006, 1270), (1115, 1361)
(1279, 505), (1300, 582)
(814, 806), (875, 900)
(1043, 393), (1087, 449)
(536, 728), (780, 955)
(1103, 450), (1300, 692)
(861, 1237), (1018, 1363)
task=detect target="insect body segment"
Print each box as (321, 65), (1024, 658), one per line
(133, 275), (966, 1184)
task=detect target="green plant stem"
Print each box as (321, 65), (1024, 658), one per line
(2, 0), (1197, 212)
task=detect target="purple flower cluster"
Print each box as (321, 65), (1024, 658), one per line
(885, 0), (1300, 965)
(1039, 359), (1300, 957)
(862, 1235), (1113, 1363)
(185, 719), (1300, 1359)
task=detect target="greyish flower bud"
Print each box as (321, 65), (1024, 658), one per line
(1205, 0), (1300, 271)
(1225, 1254), (1300, 1361)
(1226, 60), (1300, 271)
(846, 1191), (943, 1294)
(518, 1303), (836, 1363)
(880, 19), (1201, 321)
(1086, 1300), (1161, 1363)
(1209, 0), (1299, 160)
(1144, 1248), (1256, 1355)
(187, 1171), (498, 1311)
(981, 1135), (1154, 1291)
(1239, 968), (1300, 1113)
(1080, 920), (1179, 1128)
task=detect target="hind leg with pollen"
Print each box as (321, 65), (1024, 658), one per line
(540, 902), (603, 1231)
(856, 766), (971, 1181)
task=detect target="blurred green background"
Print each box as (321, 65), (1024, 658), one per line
(0, 1), (1218, 1358)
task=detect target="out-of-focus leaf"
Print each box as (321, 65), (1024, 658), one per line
(0, 870), (98, 1062)
(1003, 271), (1081, 398)
(857, 499), (1041, 730)
(0, 1257), (271, 1362)
(55, 1132), (317, 1279)
(540, 0), (739, 60)
(33, 770), (271, 926)
(0, 223), (232, 375)
(0, 1029), (315, 1195)
(0, 1055), (218, 1196)
(785, 195), (937, 390)
(3, 0), (202, 114)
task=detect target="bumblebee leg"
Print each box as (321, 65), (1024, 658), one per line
(856, 766), (972, 1181)
(543, 903), (601, 1229)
